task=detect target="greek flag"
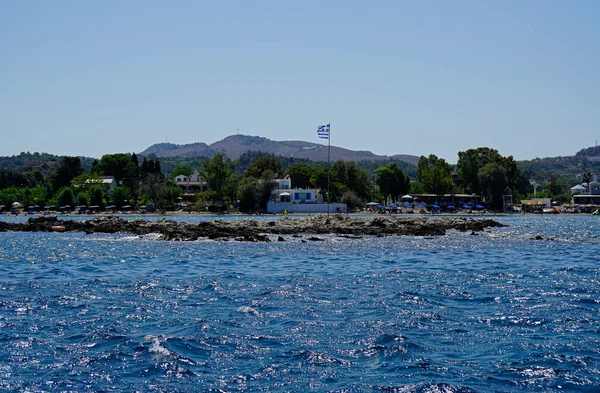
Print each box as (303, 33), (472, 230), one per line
(317, 123), (330, 139)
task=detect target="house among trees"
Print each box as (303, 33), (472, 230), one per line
(267, 175), (346, 213)
(174, 171), (206, 197)
(571, 180), (600, 205)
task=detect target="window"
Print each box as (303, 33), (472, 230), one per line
(306, 193), (311, 200)
(295, 193), (300, 200)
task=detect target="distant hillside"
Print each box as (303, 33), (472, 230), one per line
(0, 152), (96, 176)
(517, 144), (600, 182)
(139, 134), (420, 165)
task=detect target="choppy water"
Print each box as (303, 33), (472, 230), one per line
(0, 215), (599, 392)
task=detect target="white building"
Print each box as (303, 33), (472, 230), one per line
(84, 176), (117, 191)
(174, 171), (206, 195)
(267, 175), (346, 214)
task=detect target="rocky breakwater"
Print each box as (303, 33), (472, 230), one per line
(0, 215), (507, 242)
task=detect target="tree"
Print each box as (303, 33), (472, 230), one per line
(257, 170), (277, 209)
(53, 157), (83, 190)
(56, 187), (75, 207)
(89, 186), (105, 207)
(582, 171), (593, 191)
(285, 164), (313, 189)
(477, 162), (507, 209)
(171, 164), (193, 179)
(110, 186), (133, 208)
(237, 177), (258, 212)
(341, 190), (363, 210)
(332, 160), (372, 200)
(417, 155), (454, 199)
(199, 153), (235, 203)
(375, 163), (410, 202)
(140, 173), (168, 211)
(245, 156), (282, 179)
(456, 148), (503, 195)
(93, 153), (139, 185)
(422, 165), (454, 200)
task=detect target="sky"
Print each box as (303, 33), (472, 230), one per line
(1, 1), (598, 163)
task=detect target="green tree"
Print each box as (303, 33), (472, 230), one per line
(245, 156), (282, 179)
(110, 186), (133, 208)
(89, 186), (105, 207)
(375, 163), (410, 202)
(285, 164), (314, 189)
(199, 153), (235, 203)
(257, 170), (277, 209)
(78, 193), (89, 207)
(237, 177), (258, 212)
(582, 171), (593, 191)
(56, 187), (75, 207)
(456, 148), (503, 194)
(93, 153), (138, 185)
(477, 162), (507, 209)
(417, 155), (454, 198)
(341, 190), (363, 210)
(332, 160), (372, 200)
(140, 173), (167, 211)
(53, 157), (83, 190)
(171, 164), (193, 179)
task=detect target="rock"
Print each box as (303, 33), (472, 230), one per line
(2, 215), (508, 242)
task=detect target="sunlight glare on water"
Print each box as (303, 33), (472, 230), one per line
(0, 215), (599, 392)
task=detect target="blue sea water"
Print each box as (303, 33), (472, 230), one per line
(0, 215), (599, 392)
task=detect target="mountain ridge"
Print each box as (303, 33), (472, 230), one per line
(139, 134), (421, 165)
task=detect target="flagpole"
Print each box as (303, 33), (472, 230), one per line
(327, 123), (331, 216)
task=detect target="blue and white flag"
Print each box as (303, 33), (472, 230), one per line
(317, 123), (330, 139)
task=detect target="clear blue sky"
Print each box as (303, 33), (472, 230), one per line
(1, 1), (598, 162)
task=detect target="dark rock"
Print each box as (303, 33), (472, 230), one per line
(1, 216), (508, 242)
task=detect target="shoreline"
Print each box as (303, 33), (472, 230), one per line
(0, 215), (507, 242)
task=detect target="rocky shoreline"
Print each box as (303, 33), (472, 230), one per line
(0, 216), (507, 242)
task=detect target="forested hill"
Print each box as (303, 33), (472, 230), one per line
(517, 145), (600, 182)
(0, 152), (96, 176)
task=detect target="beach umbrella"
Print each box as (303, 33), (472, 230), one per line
(432, 204), (440, 209)
(401, 195), (413, 200)
(77, 205), (87, 209)
(12, 202), (22, 208)
(139, 205), (147, 209)
(122, 205), (131, 209)
(43, 205), (51, 209)
(89, 205), (100, 209)
(366, 202), (379, 206)
(447, 205), (455, 210)
(476, 204), (485, 210)
(27, 205), (35, 209)
(105, 205), (116, 209)
(0, 205), (5, 209)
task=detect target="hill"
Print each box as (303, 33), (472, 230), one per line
(516, 145), (600, 183)
(139, 135), (420, 165)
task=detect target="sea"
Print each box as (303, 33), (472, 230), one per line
(0, 214), (598, 392)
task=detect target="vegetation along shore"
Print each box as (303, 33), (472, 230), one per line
(2, 137), (600, 215)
